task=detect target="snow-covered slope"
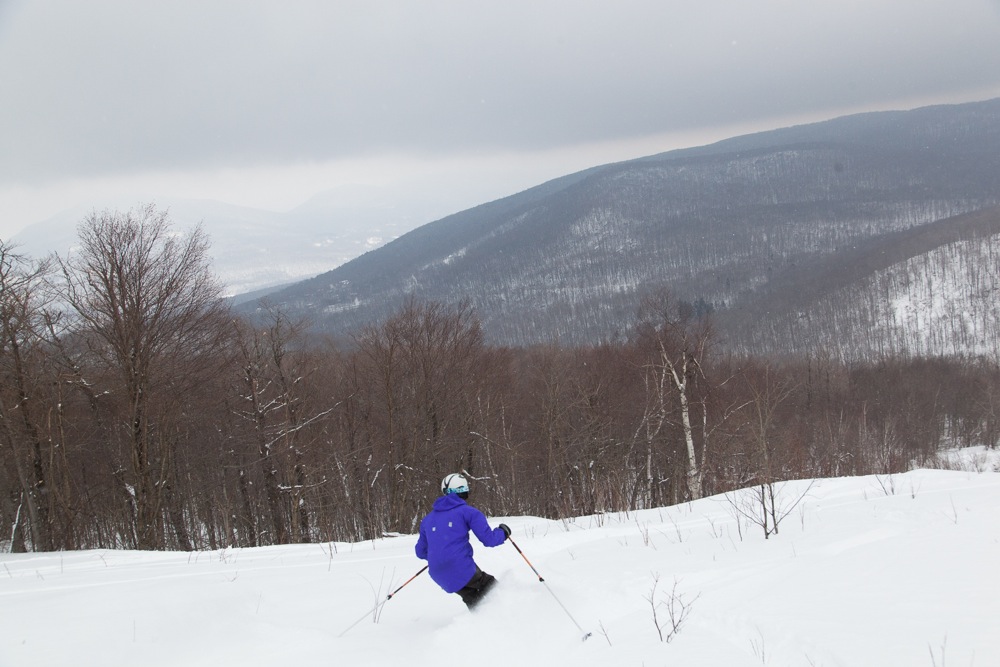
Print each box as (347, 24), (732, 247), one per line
(870, 234), (1000, 356)
(774, 232), (1000, 359)
(2, 451), (998, 666)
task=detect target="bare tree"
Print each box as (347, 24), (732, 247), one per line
(230, 307), (332, 544)
(351, 298), (495, 532)
(56, 205), (228, 550)
(729, 361), (813, 539)
(0, 242), (56, 551)
(634, 290), (714, 501)
(645, 574), (700, 643)
(634, 343), (672, 508)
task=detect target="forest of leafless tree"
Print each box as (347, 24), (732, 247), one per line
(3, 207), (997, 552)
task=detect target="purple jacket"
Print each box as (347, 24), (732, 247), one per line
(415, 494), (507, 593)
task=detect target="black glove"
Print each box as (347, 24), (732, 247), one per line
(499, 523), (511, 538)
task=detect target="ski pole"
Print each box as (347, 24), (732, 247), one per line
(508, 534), (546, 581)
(507, 536), (591, 641)
(337, 565), (428, 638)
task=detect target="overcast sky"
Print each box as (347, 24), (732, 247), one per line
(2, 0), (1000, 238)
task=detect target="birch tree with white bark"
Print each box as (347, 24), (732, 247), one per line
(634, 291), (714, 501)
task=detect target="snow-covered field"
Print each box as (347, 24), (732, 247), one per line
(3, 454), (999, 666)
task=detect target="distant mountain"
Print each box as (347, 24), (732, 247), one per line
(8, 186), (451, 296)
(241, 98), (1000, 360)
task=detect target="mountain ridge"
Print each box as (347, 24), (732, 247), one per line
(245, 98), (1000, 358)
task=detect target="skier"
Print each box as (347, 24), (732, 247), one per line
(415, 473), (511, 609)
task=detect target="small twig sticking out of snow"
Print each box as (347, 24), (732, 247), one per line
(706, 516), (722, 539)
(645, 573), (699, 643)
(322, 541), (338, 571)
(749, 628), (767, 664)
(927, 634), (948, 667)
(635, 520), (652, 547)
(667, 514), (685, 543)
(369, 568), (394, 624)
(875, 474), (897, 496)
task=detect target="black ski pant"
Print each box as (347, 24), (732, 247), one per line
(456, 567), (497, 609)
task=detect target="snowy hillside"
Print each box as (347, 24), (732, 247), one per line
(871, 235), (1000, 357)
(3, 452), (998, 667)
(769, 232), (1000, 359)
(247, 100), (1000, 351)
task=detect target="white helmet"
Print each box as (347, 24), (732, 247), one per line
(441, 473), (470, 495)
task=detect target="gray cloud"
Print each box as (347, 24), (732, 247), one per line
(2, 0), (1000, 186)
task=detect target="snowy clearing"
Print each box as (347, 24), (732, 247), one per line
(2, 462), (999, 667)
